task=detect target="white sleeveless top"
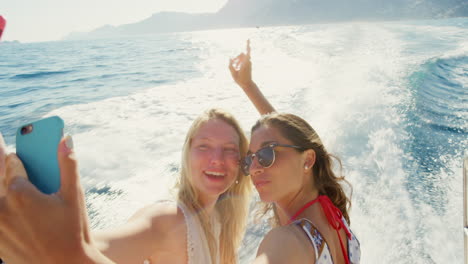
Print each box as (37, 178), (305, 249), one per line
(178, 201), (221, 264)
(143, 200), (221, 264)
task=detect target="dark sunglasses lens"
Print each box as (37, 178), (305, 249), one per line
(257, 147), (274, 168)
(242, 156), (252, 175)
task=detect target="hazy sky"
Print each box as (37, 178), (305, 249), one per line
(1, 0), (228, 43)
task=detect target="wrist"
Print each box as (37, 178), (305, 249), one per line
(240, 80), (257, 90)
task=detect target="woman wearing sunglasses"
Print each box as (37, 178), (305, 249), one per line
(0, 109), (251, 264)
(229, 41), (361, 264)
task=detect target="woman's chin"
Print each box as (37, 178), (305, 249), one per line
(257, 191), (275, 203)
(202, 185), (232, 199)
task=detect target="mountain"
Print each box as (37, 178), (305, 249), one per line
(64, 0), (468, 40)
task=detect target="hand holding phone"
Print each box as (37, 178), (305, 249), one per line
(0, 134), (109, 264)
(16, 116), (64, 194)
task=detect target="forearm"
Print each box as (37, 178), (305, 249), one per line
(42, 241), (115, 264)
(80, 243), (116, 264)
(239, 81), (276, 115)
(93, 231), (111, 253)
(92, 231), (128, 262)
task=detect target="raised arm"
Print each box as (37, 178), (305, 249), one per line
(229, 40), (276, 115)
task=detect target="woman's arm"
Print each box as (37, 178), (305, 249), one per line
(252, 226), (314, 264)
(93, 202), (184, 263)
(229, 40), (276, 115)
(93, 209), (159, 263)
(0, 133), (181, 264)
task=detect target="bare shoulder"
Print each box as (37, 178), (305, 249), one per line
(253, 225), (315, 264)
(129, 201), (186, 235)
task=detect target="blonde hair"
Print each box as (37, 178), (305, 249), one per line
(176, 109), (252, 264)
(252, 113), (352, 227)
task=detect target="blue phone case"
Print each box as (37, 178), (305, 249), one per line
(16, 116), (64, 194)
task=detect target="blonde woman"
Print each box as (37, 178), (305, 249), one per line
(0, 109), (251, 264)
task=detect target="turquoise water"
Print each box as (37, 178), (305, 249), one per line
(0, 18), (467, 263)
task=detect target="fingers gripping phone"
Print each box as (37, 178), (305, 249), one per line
(16, 116), (64, 194)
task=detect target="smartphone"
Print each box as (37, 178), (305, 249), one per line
(16, 116), (64, 194)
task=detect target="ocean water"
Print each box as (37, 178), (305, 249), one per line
(0, 18), (467, 263)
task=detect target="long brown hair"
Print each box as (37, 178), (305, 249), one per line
(252, 112), (351, 226)
(177, 108), (252, 263)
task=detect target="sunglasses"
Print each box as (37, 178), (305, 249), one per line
(241, 143), (304, 176)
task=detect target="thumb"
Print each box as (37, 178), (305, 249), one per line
(57, 135), (80, 203)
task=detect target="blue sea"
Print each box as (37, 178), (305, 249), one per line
(1, 18), (467, 263)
